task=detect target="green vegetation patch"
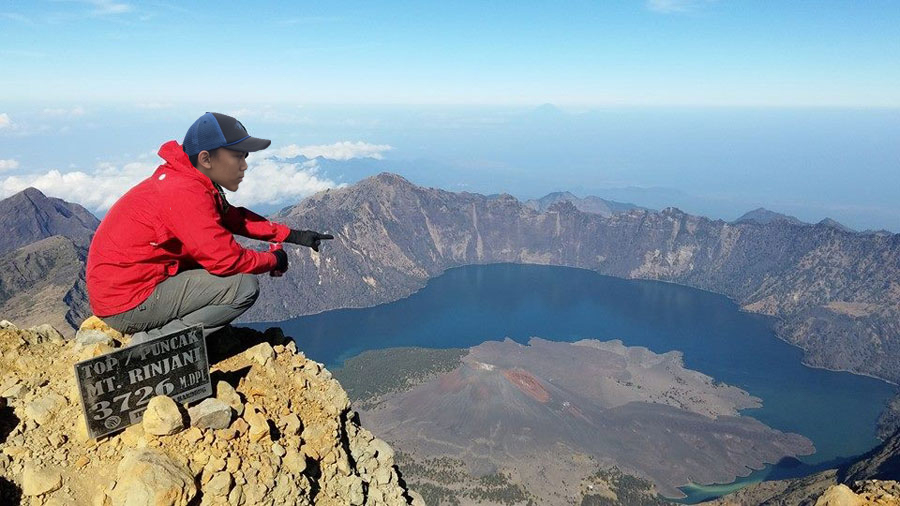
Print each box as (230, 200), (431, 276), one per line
(581, 467), (673, 506)
(464, 471), (536, 505)
(414, 482), (461, 506)
(333, 347), (468, 407)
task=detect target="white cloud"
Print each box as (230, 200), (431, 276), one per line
(0, 148), (342, 212)
(0, 159), (156, 211)
(0, 113), (12, 129)
(76, 0), (132, 15)
(0, 159), (20, 172)
(42, 106), (86, 117)
(272, 141), (393, 161)
(47, 0), (132, 20)
(646, 0), (715, 13)
(226, 157), (343, 208)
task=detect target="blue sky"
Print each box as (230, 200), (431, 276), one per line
(3, 0), (899, 105)
(1, 1), (899, 232)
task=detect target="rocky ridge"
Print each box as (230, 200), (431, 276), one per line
(0, 317), (420, 505)
(2, 179), (899, 389)
(239, 173), (900, 389)
(523, 191), (648, 216)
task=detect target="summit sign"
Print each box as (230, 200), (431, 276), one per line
(74, 325), (212, 439)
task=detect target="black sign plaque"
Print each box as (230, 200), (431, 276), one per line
(74, 325), (212, 439)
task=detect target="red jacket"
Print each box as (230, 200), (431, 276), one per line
(86, 140), (290, 317)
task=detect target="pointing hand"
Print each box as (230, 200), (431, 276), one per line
(286, 229), (334, 252)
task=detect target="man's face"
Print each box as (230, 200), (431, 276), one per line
(200, 148), (248, 192)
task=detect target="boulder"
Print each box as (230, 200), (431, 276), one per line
(279, 413), (302, 436)
(109, 449), (196, 506)
(215, 380), (244, 416)
(205, 471), (232, 497)
(1, 382), (28, 399)
(188, 397), (232, 430)
(142, 396), (184, 436)
(24, 391), (67, 425)
(814, 484), (864, 506)
(79, 315), (124, 341)
(28, 324), (65, 344)
(244, 406), (271, 443)
(21, 462), (62, 496)
(75, 328), (113, 346)
(245, 342), (275, 366)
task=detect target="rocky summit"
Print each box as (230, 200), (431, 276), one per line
(0, 317), (421, 505)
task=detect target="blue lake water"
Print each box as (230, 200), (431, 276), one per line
(244, 263), (897, 503)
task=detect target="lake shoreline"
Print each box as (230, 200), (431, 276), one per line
(245, 260), (900, 388)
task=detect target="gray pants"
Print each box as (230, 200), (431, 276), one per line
(102, 269), (260, 344)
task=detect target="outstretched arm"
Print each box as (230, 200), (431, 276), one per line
(222, 205), (292, 243)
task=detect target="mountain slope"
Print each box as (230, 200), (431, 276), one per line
(0, 235), (89, 337)
(239, 172), (900, 386)
(0, 187), (98, 256)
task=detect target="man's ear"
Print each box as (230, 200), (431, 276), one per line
(198, 150), (211, 169)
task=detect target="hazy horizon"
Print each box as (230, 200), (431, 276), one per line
(1, 103), (897, 233)
(2, 1), (898, 232)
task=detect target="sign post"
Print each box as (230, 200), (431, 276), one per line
(74, 325), (212, 439)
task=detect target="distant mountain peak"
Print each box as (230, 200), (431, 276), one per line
(661, 206), (686, 216)
(19, 186), (47, 199)
(818, 217), (855, 232)
(525, 191), (648, 217)
(366, 172), (415, 187)
(734, 207), (805, 226)
(0, 188), (99, 256)
(543, 190), (579, 199)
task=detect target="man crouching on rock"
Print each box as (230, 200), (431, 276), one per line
(86, 112), (332, 346)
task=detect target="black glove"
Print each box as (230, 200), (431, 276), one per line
(272, 248), (289, 273)
(286, 229), (334, 252)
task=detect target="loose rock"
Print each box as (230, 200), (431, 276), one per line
(2, 382), (28, 399)
(75, 328), (113, 346)
(21, 462), (62, 496)
(245, 342), (275, 366)
(216, 380), (244, 416)
(24, 391), (67, 425)
(189, 397), (232, 430)
(206, 471), (233, 497)
(28, 324), (65, 344)
(142, 395), (184, 436)
(280, 413), (302, 436)
(108, 449), (197, 506)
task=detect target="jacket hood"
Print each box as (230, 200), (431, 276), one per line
(157, 140), (215, 191)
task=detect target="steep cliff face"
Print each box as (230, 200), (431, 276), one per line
(239, 172), (900, 385)
(0, 319), (420, 505)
